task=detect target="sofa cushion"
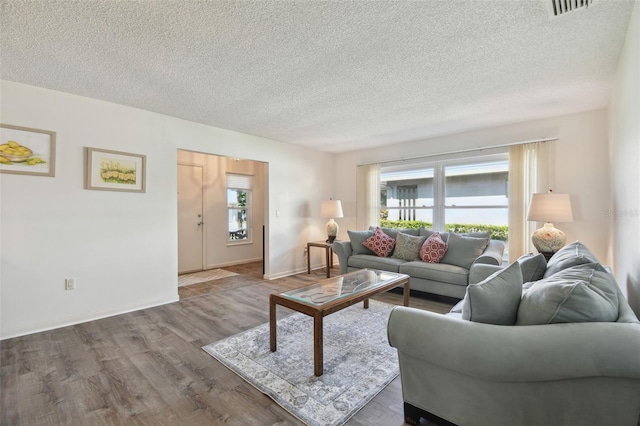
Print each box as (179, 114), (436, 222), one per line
(347, 230), (375, 255)
(399, 261), (469, 286)
(460, 261), (523, 325)
(517, 263), (620, 325)
(419, 232), (448, 263)
(440, 232), (489, 269)
(543, 241), (600, 278)
(362, 227), (396, 257)
(517, 253), (547, 282)
(392, 233), (427, 261)
(348, 254), (406, 273)
(369, 226), (419, 238)
(419, 229), (490, 243)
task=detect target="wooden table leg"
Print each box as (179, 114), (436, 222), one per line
(403, 281), (410, 307)
(314, 312), (323, 376)
(270, 295), (277, 352)
(307, 243), (311, 274)
(329, 247), (333, 269)
(325, 246), (330, 278)
(363, 299), (369, 309)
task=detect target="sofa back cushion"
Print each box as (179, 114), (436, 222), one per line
(517, 263), (619, 325)
(347, 230), (375, 255)
(461, 261), (523, 325)
(369, 226), (419, 238)
(440, 232), (489, 269)
(517, 253), (547, 282)
(391, 233), (427, 261)
(362, 227), (396, 257)
(543, 241), (600, 278)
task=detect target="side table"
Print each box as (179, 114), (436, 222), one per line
(307, 241), (334, 278)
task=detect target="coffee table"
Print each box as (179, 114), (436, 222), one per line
(269, 269), (410, 376)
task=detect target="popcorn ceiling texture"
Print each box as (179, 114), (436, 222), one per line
(0, 1), (635, 153)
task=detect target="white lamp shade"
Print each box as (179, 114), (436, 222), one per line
(321, 199), (344, 219)
(527, 193), (573, 223)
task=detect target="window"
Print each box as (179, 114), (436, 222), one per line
(227, 174), (251, 242)
(381, 167), (434, 224)
(380, 153), (508, 240)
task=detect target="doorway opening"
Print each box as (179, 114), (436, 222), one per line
(177, 149), (268, 283)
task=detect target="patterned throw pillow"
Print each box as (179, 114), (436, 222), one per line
(362, 227), (396, 257)
(391, 233), (427, 261)
(420, 232), (448, 263)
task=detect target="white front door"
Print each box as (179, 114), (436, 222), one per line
(177, 164), (204, 273)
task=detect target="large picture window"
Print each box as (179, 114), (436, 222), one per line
(227, 173), (251, 242)
(380, 153), (509, 242)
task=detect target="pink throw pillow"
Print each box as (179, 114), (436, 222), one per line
(420, 232), (448, 263)
(362, 227), (396, 257)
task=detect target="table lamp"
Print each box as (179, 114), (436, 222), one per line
(527, 190), (573, 257)
(321, 199), (343, 243)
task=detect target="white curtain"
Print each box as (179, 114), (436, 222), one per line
(508, 141), (551, 262)
(356, 163), (380, 229)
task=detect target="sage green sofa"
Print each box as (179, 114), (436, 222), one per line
(332, 227), (505, 299)
(388, 242), (640, 426)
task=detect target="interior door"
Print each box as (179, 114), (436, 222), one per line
(177, 164), (204, 273)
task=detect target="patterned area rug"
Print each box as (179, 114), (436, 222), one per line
(178, 269), (239, 287)
(202, 300), (399, 426)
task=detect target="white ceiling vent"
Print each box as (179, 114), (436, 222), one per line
(549, 0), (597, 17)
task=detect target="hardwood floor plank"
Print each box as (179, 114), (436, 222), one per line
(1, 263), (455, 425)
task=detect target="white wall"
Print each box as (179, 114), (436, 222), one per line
(177, 150), (266, 268)
(336, 109), (612, 266)
(609, 1), (640, 315)
(0, 80), (336, 339)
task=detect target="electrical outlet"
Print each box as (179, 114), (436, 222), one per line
(65, 278), (76, 290)
(303, 247), (308, 256)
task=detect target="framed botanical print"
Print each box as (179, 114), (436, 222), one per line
(85, 147), (146, 193)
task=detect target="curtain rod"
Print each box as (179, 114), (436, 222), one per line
(358, 136), (558, 166)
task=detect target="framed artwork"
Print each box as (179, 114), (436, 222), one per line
(85, 147), (146, 193)
(0, 124), (56, 177)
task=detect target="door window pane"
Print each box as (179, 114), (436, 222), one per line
(227, 186), (249, 241)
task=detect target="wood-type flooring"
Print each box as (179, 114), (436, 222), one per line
(1, 262), (455, 425)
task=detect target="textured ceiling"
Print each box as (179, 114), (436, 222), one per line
(0, 1), (635, 153)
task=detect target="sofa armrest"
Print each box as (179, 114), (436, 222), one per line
(388, 306), (640, 382)
(468, 263), (503, 284)
(332, 241), (352, 274)
(472, 239), (504, 266)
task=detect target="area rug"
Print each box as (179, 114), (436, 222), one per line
(178, 269), (239, 287)
(202, 300), (399, 426)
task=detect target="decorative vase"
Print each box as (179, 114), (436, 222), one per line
(531, 222), (566, 253)
(326, 218), (338, 243)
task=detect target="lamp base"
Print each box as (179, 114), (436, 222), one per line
(326, 218), (339, 244)
(531, 222), (566, 254)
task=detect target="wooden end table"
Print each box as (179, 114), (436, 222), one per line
(307, 240), (334, 278)
(270, 269), (410, 376)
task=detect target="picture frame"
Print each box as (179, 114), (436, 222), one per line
(0, 123), (56, 177)
(85, 147), (146, 193)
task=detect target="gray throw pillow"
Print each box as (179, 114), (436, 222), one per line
(543, 241), (600, 278)
(517, 263), (619, 325)
(347, 230), (374, 255)
(461, 261), (523, 325)
(391, 233), (427, 261)
(517, 253), (547, 283)
(440, 232), (489, 269)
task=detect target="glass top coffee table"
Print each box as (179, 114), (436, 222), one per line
(269, 268), (410, 376)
